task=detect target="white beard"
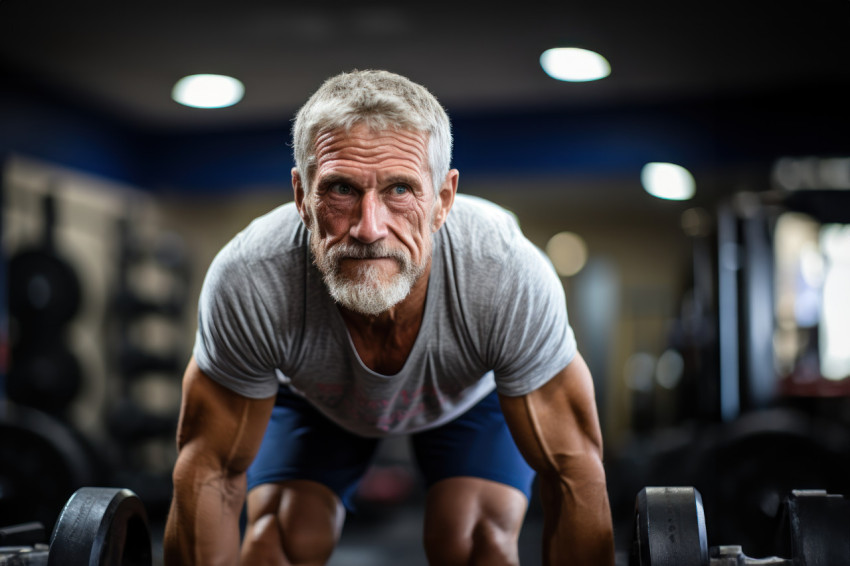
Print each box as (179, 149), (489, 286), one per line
(325, 262), (418, 316)
(311, 232), (429, 316)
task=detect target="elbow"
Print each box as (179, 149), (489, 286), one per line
(532, 447), (610, 518)
(172, 440), (249, 496)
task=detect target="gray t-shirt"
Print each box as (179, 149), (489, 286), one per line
(193, 194), (576, 437)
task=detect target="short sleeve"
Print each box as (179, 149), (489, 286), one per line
(192, 242), (281, 399)
(486, 240), (577, 396)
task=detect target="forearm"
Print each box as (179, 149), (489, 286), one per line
(163, 454), (247, 566)
(538, 455), (614, 565)
(165, 361), (275, 565)
(500, 355), (615, 565)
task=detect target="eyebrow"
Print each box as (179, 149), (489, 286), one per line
(382, 174), (420, 188)
(316, 173), (421, 190)
(316, 173), (351, 187)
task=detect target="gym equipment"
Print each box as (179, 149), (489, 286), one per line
(6, 341), (83, 415)
(0, 487), (151, 566)
(0, 404), (102, 531)
(631, 487), (708, 566)
(8, 192), (82, 330)
(8, 191), (84, 415)
(691, 409), (850, 556)
(106, 218), (187, 519)
(629, 486), (850, 565)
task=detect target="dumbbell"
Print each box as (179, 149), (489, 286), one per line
(0, 487), (151, 565)
(629, 486), (850, 565)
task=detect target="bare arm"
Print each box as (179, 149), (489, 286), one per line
(499, 353), (615, 565)
(163, 357), (276, 566)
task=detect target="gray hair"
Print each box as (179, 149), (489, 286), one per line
(292, 69), (452, 194)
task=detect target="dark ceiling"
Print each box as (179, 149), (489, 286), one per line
(2, 0), (849, 129)
(1, 0), (849, 198)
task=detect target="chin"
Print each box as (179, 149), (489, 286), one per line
(328, 268), (414, 316)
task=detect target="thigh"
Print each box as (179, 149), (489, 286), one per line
(247, 386), (380, 510)
(410, 388), (536, 500)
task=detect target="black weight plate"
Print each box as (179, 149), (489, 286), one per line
(48, 488), (151, 566)
(9, 249), (82, 327)
(693, 410), (850, 556)
(7, 342), (83, 414)
(0, 405), (100, 531)
(785, 490), (850, 566)
(631, 487), (709, 566)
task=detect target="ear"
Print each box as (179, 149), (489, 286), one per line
(292, 167), (311, 226)
(431, 169), (459, 232)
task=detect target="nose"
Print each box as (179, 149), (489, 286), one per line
(349, 191), (389, 244)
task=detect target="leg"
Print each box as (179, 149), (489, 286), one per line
(241, 480), (345, 565)
(240, 386), (379, 564)
(423, 477), (527, 566)
(412, 389), (536, 565)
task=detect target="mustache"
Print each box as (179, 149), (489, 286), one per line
(325, 241), (409, 266)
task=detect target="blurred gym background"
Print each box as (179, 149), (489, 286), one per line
(2, 1), (849, 564)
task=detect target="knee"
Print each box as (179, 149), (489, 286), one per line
(242, 481), (344, 565)
(243, 509), (339, 565)
(242, 513), (283, 562)
(470, 519), (520, 565)
(423, 521), (467, 564)
(279, 513), (339, 564)
(423, 478), (525, 566)
(424, 518), (519, 566)
(277, 484), (343, 563)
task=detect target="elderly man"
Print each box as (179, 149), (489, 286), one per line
(164, 69), (614, 565)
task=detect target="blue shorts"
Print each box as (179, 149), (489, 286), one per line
(246, 386), (536, 510)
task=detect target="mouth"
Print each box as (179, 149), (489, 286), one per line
(321, 241), (409, 276)
(342, 255), (394, 262)
(339, 256), (399, 270)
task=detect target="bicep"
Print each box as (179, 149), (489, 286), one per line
(499, 353), (604, 477)
(176, 357), (276, 475)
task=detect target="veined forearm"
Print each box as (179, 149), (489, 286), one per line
(538, 455), (614, 566)
(164, 458), (247, 566)
(165, 362), (275, 565)
(500, 356), (615, 565)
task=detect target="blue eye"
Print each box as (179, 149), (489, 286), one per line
(332, 183), (352, 195)
(393, 185), (408, 195)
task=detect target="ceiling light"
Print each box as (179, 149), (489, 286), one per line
(540, 47), (611, 82)
(172, 74), (245, 108)
(641, 162), (696, 201)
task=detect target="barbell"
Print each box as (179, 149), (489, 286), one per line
(0, 487), (151, 566)
(630, 486), (850, 565)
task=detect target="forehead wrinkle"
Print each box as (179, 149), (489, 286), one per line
(316, 139), (428, 164)
(314, 127), (428, 161)
(319, 152), (427, 171)
(314, 129), (431, 184)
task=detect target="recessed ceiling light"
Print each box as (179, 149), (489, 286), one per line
(540, 47), (611, 82)
(641, 162), (696, 201)
(172, 74), (245, 109)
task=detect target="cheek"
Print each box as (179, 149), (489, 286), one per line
(311, 204), (344, 239)
(398, 208), (433, 255)
(415, 203), (436, 234)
